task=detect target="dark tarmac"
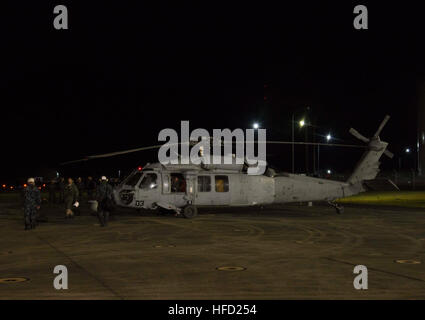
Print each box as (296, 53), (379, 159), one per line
(0, 198), (424, 299)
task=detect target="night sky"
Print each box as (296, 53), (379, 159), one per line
(2, 1), (425, 182)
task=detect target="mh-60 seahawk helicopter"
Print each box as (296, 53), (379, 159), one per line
(63, 116), (393, 218)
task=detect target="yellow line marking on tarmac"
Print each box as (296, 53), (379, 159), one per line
(216, 266), (246, 271)
(395, 260), (421, 265)
(0, 277), (29, 283)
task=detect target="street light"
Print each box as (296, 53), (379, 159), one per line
(298, 119), (309, 174)
(327, 169), (331, 174)
(317, 133), (331, 175)
(291, 112), (308, 173)
(405, 148), (410, 153)
(253, 123), (259, 129)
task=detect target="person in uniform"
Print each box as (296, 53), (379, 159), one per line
(95, 176), (114, 227)
(23, 178), (41, 230)
(64, 178), (79, 218)
(86, 176), (97, 200)
(48, 179), (57, 205)
(57, 177), (65, 203)
(216, 178), (225, 192)
(171, 175), (186, 192)
(171, 176), (180, 192)
(75, 177), (84, 201)
(74, 177), (85, 216)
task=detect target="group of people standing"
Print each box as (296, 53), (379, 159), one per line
(47, 176), (97, 205)
(23, 176), (114, 230)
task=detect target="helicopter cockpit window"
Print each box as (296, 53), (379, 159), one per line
(139, 173), (158, 190)
(125, 172), (143, 187)
(170, 173), (186, 193)
(215, 175), (229, 192)
(197, 176), (211, 192)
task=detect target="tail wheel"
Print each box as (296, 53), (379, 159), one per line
(182, 205), (198, 219)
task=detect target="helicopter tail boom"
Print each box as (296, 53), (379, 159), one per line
(346, 115), (392, 185)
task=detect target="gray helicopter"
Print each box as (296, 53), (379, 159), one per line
(63, 116), (393, 218)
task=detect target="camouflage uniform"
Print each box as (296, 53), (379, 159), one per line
(64, 183), (79, 216)
(95, 181), (114, 227)
(74, 179), (84, 215)
(86, 178), (97, 200)
(23, 184), (41, 230)
(48, 180), (57, 204)
(75, 179), (85, 201)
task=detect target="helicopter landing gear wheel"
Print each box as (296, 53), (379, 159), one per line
(328, 201), (344, 214)
(336, 206), (344, 214)
(156, 207), (170, 215)
(182, 205), (198, 219)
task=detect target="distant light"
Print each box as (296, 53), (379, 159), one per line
(327, 169), (331, 174)
(326, 134), (331, 141)
(405, 148), (410, 153)
(253, 123), (259, 129)
(23, 184), (27, 188)
(299, 120), (305, 127)
(138, 166), (143, 171)
(2, 184), (5, 188)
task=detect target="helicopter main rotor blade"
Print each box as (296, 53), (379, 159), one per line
(209, 138), (365, 148)
(60, 144), (166, 165)
(264, 141), (365, 148)
(60, 142), (196, 165)
(60, 140), (365, 165)
(60, 158), (90, 165)
(87, 145), (164, 159)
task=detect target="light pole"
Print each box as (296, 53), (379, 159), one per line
(292, 114), (295, 173)
(292, 116), (306, 173)
(303, 120), (308, 174)
(318, 133), (331, 175)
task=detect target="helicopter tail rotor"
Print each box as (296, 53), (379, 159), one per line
(349, 115), (393, 159)
(347, 115), (393, 185)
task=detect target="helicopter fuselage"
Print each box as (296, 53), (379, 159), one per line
(113, 163), (360, 212)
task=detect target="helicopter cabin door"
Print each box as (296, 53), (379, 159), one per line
(135, 172), (160, 209)
(194, 175), (214, 205)
(160, 172), (188, 207)
(211, 175), (231, 206)
(194, 174), (233, 206)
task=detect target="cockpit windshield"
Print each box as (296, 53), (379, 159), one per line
(124, 172), (143, 187)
